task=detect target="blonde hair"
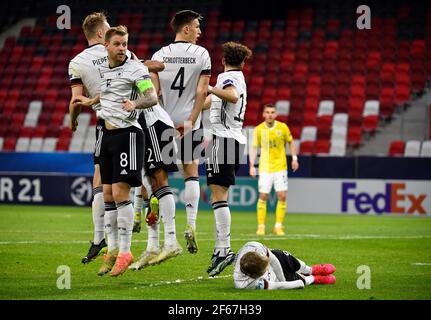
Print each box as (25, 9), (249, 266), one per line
(240, 251), (269, 279)
(82, 12), (107, 40)
(105, 25), (128, 42)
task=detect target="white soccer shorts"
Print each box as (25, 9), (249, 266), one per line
(258, 170), (288, 194)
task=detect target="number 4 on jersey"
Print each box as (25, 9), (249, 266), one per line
(171, 67), (185, 98)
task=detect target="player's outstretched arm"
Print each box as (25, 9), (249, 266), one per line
(208, 84), (238, 104)
(144, 60), (165, 73)
(72, 95), (100, 108)
(150, 72), (161, 97)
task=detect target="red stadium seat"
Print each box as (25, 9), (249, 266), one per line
(348, 110), (363, 127)
(362, 115), (379, 134)
(243, 110), (260, 127)
(303, 111), (317, 126)
(388, 140), (405, 156)
(19, 127), (33, 137)
(288, 126), (301, 140)
(347, 126), (363, 148)
(56, 138), (70, 151)
(277, 115), (289, 124)
(315, 139), (330, 155)
(3, 137), (17, 151)
(316, 115), (333, 139)
(277, 87), (291, 100)
(288, 112), (303, 127)
(299, 141), (314, 155)
(12, 113), (25, 127)
(33, 125), (47, 138)
(380, 87), (395, 119)
(395, 85), (411, 106)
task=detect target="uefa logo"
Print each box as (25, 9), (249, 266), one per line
(70, 177), (92, 206)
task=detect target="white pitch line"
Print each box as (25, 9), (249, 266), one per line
(132, 274), (232, 289)
(411, 262), (431, 266)
(0, 234), (431, 245)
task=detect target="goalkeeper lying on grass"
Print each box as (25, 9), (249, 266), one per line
(234, 242), (336, 290)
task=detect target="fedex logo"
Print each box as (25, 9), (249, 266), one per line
(342, 182), (427, 214)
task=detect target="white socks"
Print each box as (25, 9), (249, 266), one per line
(155, 186), (177, 248)
(304, 275), (315, 285)
(104, 202), (118, 252)
(92, 187), (105, 245)
(212, 201), (231, 257)
(133, 187), (143, 213)
(146, 220), (160, 252)
(297, 258), (312, 275)
(117, 200), (134, 254)
(184, 177), (200, 229)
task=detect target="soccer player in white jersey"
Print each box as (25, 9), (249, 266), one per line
(234, 241), (336, 290)
(68, 12), (163, 264)
(128, 75), (184, 271)
(95, 26), (158, 277)
(203, 42), (251, 276)
(150, 10), (211, 254)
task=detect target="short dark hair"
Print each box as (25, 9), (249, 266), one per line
(263, 104), (276, 111)
(222, 42), (252, 67)
(171, 10), (202, 33)
(105, 25), (128, 42)
(82, 12), (107, 40)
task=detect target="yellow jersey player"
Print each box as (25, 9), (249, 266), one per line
(249, 104), (299, 236)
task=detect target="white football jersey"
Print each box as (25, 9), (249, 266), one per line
(209, 70), (247, 144)
(98, 57), (151, 129)
(234, 242), (275, 290)
(68, 44), (132, 115)
(140, 104), (174, 128)
(152, 41), (211, 130)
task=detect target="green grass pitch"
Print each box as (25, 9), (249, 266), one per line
(0, 205), (430, 300)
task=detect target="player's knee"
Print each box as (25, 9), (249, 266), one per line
(183, 163), (198, 177)
(150, 170), (168, 191)
(259, 193), (269, 201)
(103, 189), (114, 202)
(112, 187), (129, 203)
(210, 185), (228, 203)
(278, 192), (287, 202)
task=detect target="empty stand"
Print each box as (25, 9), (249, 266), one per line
(0, 0), (430, 158)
